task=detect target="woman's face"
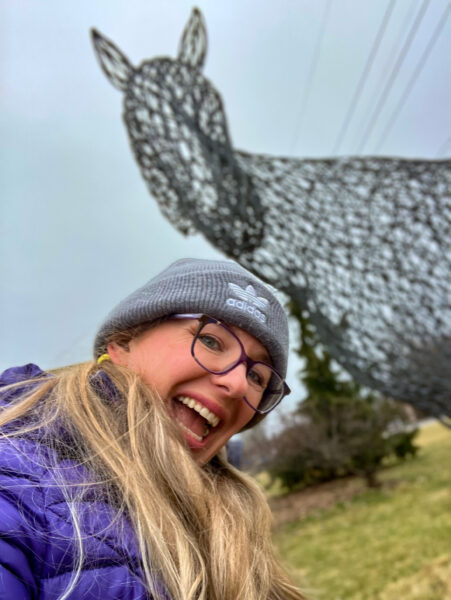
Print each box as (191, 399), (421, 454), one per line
(107, 318), (269, 464)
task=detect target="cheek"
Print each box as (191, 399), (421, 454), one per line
(238, 403), (256, 428)
(126, 343), (167, 383)
(135, 362), (167, 392)
(132, 356), (181, 398)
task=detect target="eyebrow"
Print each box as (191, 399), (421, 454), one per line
(227, 324), (272, 364)
(250, 347), (271, 364)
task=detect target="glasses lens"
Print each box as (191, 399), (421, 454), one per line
(193, 321), (242, 373)
(247, 368), (284, 413)
(193, 320), (284, 413)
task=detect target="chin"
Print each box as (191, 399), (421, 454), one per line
(190, 444), (221, 466)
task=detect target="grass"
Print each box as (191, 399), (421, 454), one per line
(272, 422), (451, 600)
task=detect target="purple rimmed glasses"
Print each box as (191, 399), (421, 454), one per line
(171, 314), (290, 414)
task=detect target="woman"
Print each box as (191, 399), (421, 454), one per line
(0, 258), (306, 599)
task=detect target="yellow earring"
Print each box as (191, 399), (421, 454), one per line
(97, 353), (111, 364)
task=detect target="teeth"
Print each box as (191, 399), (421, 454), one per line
(199, 407), (210, 420)
(175, 396), (221, 428)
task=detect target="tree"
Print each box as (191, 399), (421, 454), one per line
(265, 303), (418, 489)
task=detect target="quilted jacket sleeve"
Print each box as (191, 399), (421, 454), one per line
(0, 364), (49, 598)
(0, 524), (36, 599)
(0, 440), (48, 600)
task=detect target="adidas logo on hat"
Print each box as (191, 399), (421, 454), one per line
(226, 283), (268, 323)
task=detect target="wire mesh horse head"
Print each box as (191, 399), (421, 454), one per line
(92, 9), (451, 420)
(92, 9), (264, 257)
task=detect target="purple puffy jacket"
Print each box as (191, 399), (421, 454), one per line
(0, 364), (163, 599)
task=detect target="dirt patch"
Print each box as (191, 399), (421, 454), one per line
(268, 477), (368, 528)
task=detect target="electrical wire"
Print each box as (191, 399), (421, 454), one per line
(436, 136), (451, 158)
(332, 0), (397, 155)
(374, 3), (451, 153)
(355, 0), (431, 154)
(290, 0), (332, 154)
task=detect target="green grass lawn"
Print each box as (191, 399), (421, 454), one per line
(273, 422), (451, 600)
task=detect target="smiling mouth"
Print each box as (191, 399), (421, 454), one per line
(173, 395), (221, 442)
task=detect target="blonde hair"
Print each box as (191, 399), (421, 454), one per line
(0, 356), (305, 599)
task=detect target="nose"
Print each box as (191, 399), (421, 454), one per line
(210, 362), (248, 399)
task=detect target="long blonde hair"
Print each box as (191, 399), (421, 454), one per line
(0, 356), (305, 599)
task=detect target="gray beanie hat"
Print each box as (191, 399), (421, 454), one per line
(94, 258), (289, 378)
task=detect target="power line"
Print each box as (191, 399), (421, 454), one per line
(436, 135), (451, 158)
(332, 0), (397, 155)
(290, 0), (332, 154)
(355, 0), (431, 154)
(374, 3), (451, 153)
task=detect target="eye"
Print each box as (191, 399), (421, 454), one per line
(198, 334), (223, 352)
(247, 366), (269, 389)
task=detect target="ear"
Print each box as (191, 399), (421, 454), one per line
(177, 7), (207, 69)
(91, 28), (134, 91)
(107, 341), (130, 366)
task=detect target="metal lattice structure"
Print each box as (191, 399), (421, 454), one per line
(92, 9), (451, 419)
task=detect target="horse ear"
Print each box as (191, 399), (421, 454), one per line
(91, 28), (133, 91)
(177, 7), (207, 69)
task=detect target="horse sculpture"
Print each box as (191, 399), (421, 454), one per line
(92, 8), (451, 420)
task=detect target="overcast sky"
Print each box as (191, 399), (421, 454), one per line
(1, 0), (450, 429)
